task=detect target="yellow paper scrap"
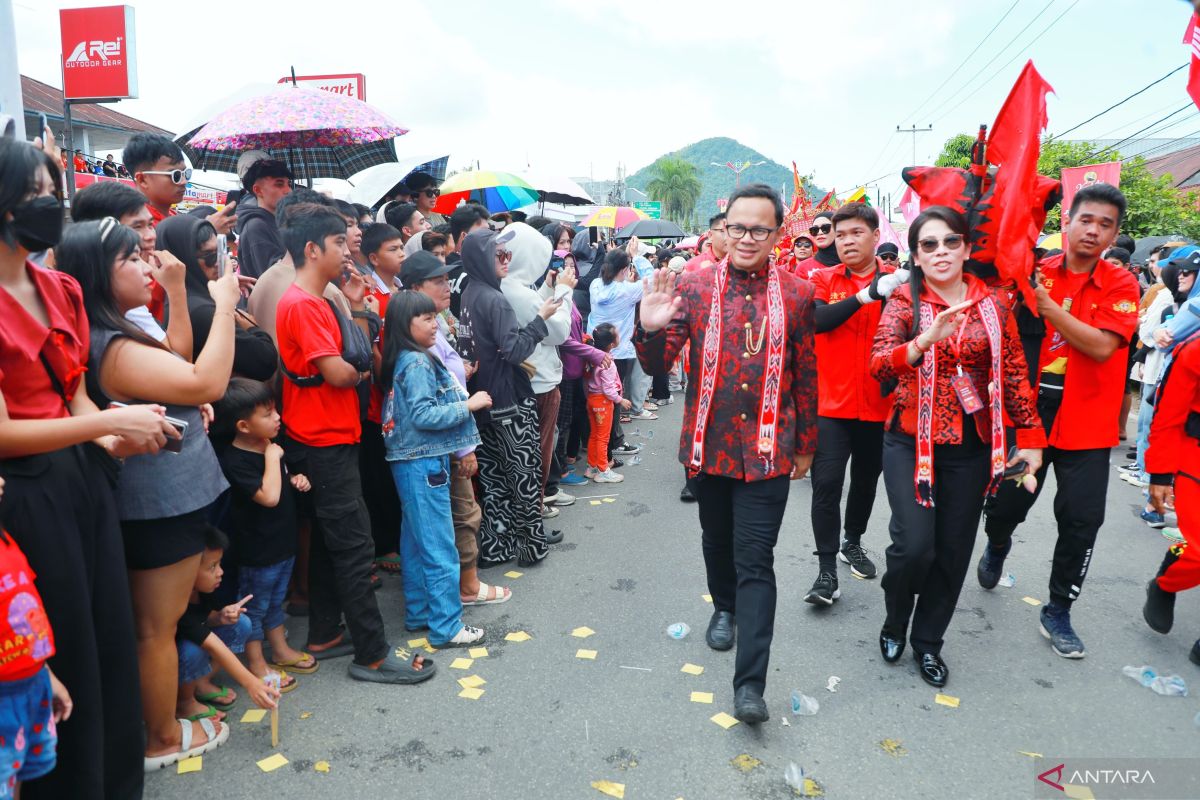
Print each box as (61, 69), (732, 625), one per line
(449, 657), (474, 670)
(681, 663), (704, 676)
(710, 711), (739, 729)
(602, 497), (615, 503)
(457, 675), (486, 689)
(701, 594), (713, 603)
(177, 756), (202, 774)
(571, 626), (596, 638)
(468, 647), (488, 658)
(590, 500), (603, 506)
(730, 753), (761, 772)
(935, 693), (960, 708)
(240, 709), (267, 723)
(314, 761), (330, 773)
(458, 687), (485, 700)
(880, 738), (907, 757)
(1022, 596), (1042, 606)
(1063, 785), (1097, 800)
(1018, 750), (1044, 759)
(407, 637), (429, 648)
(299, 711), (313, 720)
(802, 777), (825, 797)
(505, 631), (531, 642)
(590, 779), (626, 798)
(504, 571), (524, 579)
(576, 649), (598, 660)
(423, 645), (437, 654)
(691, 691), (714, 704)
(256, 753), (289, 772)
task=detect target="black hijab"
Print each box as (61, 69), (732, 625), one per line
(812, 212), (840, 267)
(155, 214), (216, 303)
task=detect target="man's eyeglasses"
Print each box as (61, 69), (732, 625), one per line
(809, 223), (832, 236)
(197, 249), (219, 267)
(141, 167), (193, 185)
(496, 249), (513, 264)
(878, 253), (899, 263)
(725, 224), (778, 242)
(916, 234), (966, 254)
(420, 188), (440, 199)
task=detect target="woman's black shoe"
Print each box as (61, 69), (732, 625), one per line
(880, 631), (905, 663)
(914, 651), (948, 687)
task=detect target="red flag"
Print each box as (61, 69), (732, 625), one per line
(1187, 13), (1200, 111)
(987, 60), (1055, 310)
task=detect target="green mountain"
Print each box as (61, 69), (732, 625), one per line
(627, 137), (825, 231)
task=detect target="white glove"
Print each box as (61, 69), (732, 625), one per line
(855, 285), (877, 304)
(875, 269), (909, 300)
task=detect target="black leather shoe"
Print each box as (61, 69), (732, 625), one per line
(976, 539), (1011, 590)
(914, 651), (948, 688)
(1191, 640), (1200, 667)
(705, 610), (735, 651)
(733, 686), (768, 724)
(1143, 578), (1175, 634)
(680, 483), (696, 502)
(880, 630), (905, 663)
(544, 529), (564, 545)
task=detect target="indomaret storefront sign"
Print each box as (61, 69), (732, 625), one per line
(278, 74), (367, 102)
(59, 5), (139, 101)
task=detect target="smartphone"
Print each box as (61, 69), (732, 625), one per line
(216, 234), (228, 278)
(109, 402), (188, 454)
(589, 227), (599, 246)
(38, 112), (49, 140)
(1002, 445), (1027, 479)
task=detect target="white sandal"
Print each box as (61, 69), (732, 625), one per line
(143, 716), (229, 772)
(463, 582), (512, 606)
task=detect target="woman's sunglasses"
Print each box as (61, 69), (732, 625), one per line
(808, 223), (832, 236)
(916, 234), (966, 254)
(197, 249), (219, 267)
(496, 249), (513, 264)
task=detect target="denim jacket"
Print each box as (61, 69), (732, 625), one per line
(382, 349), (481, 461)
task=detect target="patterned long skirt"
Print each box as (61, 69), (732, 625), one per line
(476, 397), (548, 566)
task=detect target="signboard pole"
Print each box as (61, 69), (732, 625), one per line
(62, 100), (76, 200)
(0, 0), (25, 141)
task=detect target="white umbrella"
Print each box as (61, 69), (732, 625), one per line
(517, 169), (593, 205)
(347, 154), (450, 207)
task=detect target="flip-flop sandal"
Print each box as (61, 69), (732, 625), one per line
(463, 582), (512, 606)
(374, 554), (402, 573)
(349, 647), (436, 685)
(275, 671), (298, 693)
(143, 717), (229, 773)
(183, 704), (225, 722)
(268, 652), (319, 674)
(194, 685), (236, 709)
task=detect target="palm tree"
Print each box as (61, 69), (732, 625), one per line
(645, 156), (702, 226)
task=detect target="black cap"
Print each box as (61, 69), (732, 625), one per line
(877, 243), (900, 256)
(242, 158), (294, 191)
(400, 250), (452, 287)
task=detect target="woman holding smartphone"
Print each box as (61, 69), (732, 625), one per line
(869, 206), (1043, 688)
(56, 217), (240, 770)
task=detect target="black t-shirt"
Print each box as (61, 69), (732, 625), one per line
(218, 445), (298, 567)
(176, 592), (220, 647)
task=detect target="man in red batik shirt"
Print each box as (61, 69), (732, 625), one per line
(636, 184), (817, 723)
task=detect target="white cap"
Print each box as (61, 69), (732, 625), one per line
(236, 149), (271, 180)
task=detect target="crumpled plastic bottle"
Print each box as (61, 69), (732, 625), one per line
(666, 622), (691, 640)
(1122, 665), (1188, 696)
(790, 691), (819, 716)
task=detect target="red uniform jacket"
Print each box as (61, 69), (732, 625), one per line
(1146, 335), (1200, 485)
(635, 263), (818, 482)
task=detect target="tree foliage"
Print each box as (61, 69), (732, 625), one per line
(930, 133), (1200, 240)
(645, 156), (703, 226)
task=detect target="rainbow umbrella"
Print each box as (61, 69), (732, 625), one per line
(432, 171), (539, 214)
(581, 206), (648, 229)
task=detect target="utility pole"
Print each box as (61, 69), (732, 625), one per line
(896, 124), (933, 166)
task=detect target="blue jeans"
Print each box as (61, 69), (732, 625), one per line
(1136, 382), (1156, 479)
(238, 557), (295, 641)
(177, 614), (251, 685)
(389, 455), (464, 645)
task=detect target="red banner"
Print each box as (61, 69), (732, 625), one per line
(1061, 161), (1121, 226)
(59, 5), (138, 100)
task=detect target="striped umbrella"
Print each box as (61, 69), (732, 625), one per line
(581, 206), (649, 229)
(432, 171), (539, 214)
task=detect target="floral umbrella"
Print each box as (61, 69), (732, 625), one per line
(181, 86), (408, 181)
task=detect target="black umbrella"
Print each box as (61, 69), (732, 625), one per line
(1132, 235), (1189, 263)
(614, 218), (687, 240)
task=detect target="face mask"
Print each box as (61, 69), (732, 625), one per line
(9, 196), (63, 252)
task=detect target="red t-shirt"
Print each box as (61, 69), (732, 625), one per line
(277, 284), (361, 446)
(365, 287), (393, 424)
(1036, 269), (1090, 376)
(0, 532), (55, 681)
(0, 263), (89, 420)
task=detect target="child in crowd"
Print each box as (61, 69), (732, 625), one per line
(0, 476), (72, 798)
(214, 378), (317, 690)
(175, 525), (281, 732)
(585, 323), (630, 484)
(381, 291), (492, 647)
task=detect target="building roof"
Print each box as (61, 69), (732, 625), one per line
(1141, 141), (1200, 190)
(21, 74), (172, 137)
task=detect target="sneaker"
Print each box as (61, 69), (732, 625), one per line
(584, 466), (599, 479)
(442, 625), (486, 647)
(614, 442), (642, 455)
(561, 472), (589, 486)
(594, 469), (624, 483)
(1038, 604), (1086, 658)
(610, 458), (624, 469)
(1161, 526), (1185, 545)
(1122, 473), (1150, 488)
(976, 539), (1011, 589)
(838, 541), (877, 579)
(545, 489), (575, 506)
(1141, 508), (1166, 528)
(1117, 461), (1140, 473)
(541, 504), (560, 519)
(657, 396), (674, 405)
(629, 409), (659, 421)
(804, 572), (840, 606)
(1142, 578), (1175, 634)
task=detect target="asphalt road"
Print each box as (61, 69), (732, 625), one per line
(146, 396), (1200, 799)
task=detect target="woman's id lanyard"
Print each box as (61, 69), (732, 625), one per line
(947, 314), (984, 414)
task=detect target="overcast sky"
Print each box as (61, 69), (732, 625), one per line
(12, 0), (1196, 203)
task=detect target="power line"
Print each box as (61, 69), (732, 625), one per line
(1048, 64), (1188, 141)
(1087, 103), (1193, 160)
(1093, 97), (1191, 140)
(1121, 128), (1200, 161)
(903, 0), (1023, 123)
(931, 0), (1081, 125)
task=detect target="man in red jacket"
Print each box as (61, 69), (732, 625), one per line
(636, 183), (817, 723)
(1141, 332), (1200, 666)
(804, 203), (906, 606)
